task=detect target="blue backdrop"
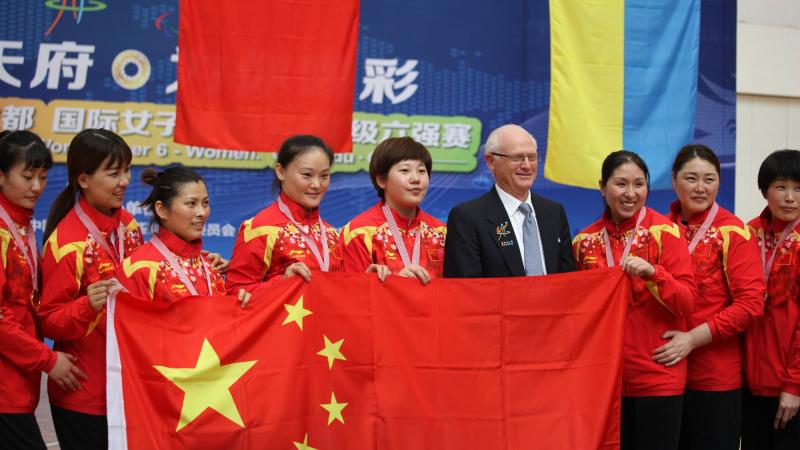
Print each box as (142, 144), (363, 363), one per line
(0, 0), (736, 257)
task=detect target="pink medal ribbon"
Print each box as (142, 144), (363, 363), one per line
(0, 204), (38, 293)
(603, 207), (647, 267)
(381, 204), (421, 267)
(150, 235), (212, 297)
(277, 196), (330, 272)
(687, 203), (720, 254)
(74, 197), (125, 264)
(760, 216), (800, 286)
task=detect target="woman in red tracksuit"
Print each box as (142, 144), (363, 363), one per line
(227, 135), (343, 295)
(572, 150), (696, 450)
(0, 131), (85, 450)
(341, 137), (446, 283)
(38, 129), (144, 450)
(658, 145), (765, 450)
(117, 166), (249, 305)
(742, 149), (800, 450)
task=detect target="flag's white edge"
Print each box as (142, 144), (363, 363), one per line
(106, 279), (128, 450)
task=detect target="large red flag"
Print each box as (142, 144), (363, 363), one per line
(174, 0), (359, 152)
(108, 269), (627, 450)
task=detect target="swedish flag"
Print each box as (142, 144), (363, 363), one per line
(545, 0), (700, 189)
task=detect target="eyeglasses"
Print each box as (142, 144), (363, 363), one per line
(489, 152), (542, 165)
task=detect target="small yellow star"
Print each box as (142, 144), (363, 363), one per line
(282, 295), (312, 330)
(293, 433), (317, 450)
(320, 391), (348, 425)
(153, 339), (257, 431)
(316, 334), (346, 369)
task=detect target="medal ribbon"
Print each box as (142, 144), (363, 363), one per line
(603, 207), (647, 267)
(277, 196), (330, 272)
(0, 204), (38, 293)
(150, 235), (212, 296)
(760, 216), (800, 285)
(687, 203), (719, 254)
(74, 196), (125, 264)
(381, 204), (421, 267)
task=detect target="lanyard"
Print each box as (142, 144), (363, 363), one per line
(0, 204), (38, 293)
(381, 204), (421, 267)
(603, 207), (647, 267)
(687, 203), (720, 254)
(760, 217), (800, 285)
(74, 197), (125, 264)
(150, 235), (212, 297)
(277, 196), (330, 272)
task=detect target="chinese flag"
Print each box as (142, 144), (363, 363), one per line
(174, 0), (359, 152)
(108, 269), (627, 450)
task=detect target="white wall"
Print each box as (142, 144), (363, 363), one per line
(735, 0), (800, 220)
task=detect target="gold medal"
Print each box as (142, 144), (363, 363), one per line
(30, 290), (40, 311)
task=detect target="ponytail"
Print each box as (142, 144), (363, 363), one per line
(43, 129), (133, 242)
(43, 184), (76, 242)
(140, 165), (205, 232)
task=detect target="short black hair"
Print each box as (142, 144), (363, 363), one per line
(757, 149), (800, 195)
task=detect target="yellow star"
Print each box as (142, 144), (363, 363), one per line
(316, 334), (346, 369)
(320, 391), (348, 425)
(282, 295), (312, 330)
(293, 433), (317, 450)
(153, 338), (257, 432)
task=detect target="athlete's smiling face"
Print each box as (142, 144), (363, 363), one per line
(78, 156), (131, 216)
(155, 181), (210, 242)
(601, 162), (648, 223)
(276, 147), (332, 210)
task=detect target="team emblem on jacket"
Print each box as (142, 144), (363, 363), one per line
(289, 248), (307, 259)
(496, 221), (514, 246)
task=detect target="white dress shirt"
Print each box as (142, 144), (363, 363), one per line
(495, 184), (548, 275)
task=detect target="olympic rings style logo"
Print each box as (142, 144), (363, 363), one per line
(44, 0), (108, 36)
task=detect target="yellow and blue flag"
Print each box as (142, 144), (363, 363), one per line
(545, 0), (700, 189)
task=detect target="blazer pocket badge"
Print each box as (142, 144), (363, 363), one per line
(496, 221), (514, 246)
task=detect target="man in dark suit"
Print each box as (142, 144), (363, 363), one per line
(444, 124), (576, 277)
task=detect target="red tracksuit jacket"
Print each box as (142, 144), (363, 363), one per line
(340, 202), (447, 277)
(38, 196), (143, 415)
(117, 228), (226, 302)
(745, 208), (800, 397)
(0, 193), (57, 413)
(226, 193), (343, 294)
(667, 202), (765, 391)
(573, 207), (697, 396)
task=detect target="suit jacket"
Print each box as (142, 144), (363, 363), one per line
(444, 187), (577, 278)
